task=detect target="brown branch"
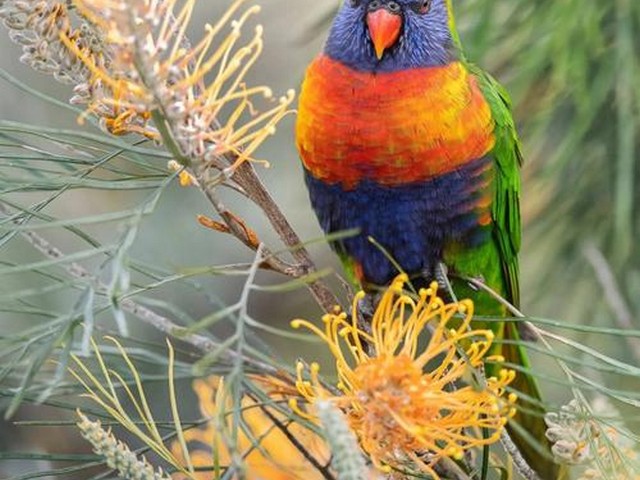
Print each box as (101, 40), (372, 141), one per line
(40, 0), (343, 325)
(433, 457), (474, 480)
(126, 3), (341, 314)
(196, 182), (306, 278)
(232, 162), (340, 312)
(500, 432), (542, 480)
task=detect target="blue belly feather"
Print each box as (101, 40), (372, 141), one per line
(305, 156), (493, 286)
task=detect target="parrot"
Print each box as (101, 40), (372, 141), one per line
(295, 0), (562, 478)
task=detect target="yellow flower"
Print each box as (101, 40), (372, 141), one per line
(171, 376), (330, 480)
(57, 0), (294, 170)
(291, 274), (517, 478)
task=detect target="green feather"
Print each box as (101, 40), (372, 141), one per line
(474, 67), (523, 308)
(444, 5), (563, 475)
(466, 66), (566, 479)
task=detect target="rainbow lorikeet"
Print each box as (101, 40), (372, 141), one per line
(296, 0), (561, 478)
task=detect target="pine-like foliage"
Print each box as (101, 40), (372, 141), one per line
(0, 1), (639, 480)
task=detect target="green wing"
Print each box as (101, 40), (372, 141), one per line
(472, 67), (566, 480)
(446, 0), (522, 309)
(474, 66), (523, 308)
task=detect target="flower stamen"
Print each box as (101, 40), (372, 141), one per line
(292, 275), (517, 477)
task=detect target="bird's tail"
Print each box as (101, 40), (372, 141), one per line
(498, 321), (567, 480)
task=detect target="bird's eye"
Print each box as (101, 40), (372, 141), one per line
(412, 0), (432, 14)
(387, 1), (402, 13)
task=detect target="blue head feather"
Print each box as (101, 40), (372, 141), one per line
(325, 0), (457, 72)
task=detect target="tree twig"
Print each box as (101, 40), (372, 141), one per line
(234, 162), (340, 312)
(185, 155), (341, 313)
(197, 182), (306, 277)
(248, 395), (337, 480)
(500, 431), (542, 480)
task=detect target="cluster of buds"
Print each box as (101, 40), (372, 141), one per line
(62, 0), (294, 175)
(545, 399), (596, 464)
(0, 0), (104, 84)
(1, 0), (294, 178)
(77, 411), (171, 480)
(545, 398), (640, 479)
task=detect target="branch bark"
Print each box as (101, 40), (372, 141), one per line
(232, 161), (340, 312)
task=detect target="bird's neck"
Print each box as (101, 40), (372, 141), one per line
(325, 40), (459, 73)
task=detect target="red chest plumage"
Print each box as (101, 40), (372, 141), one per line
(296, 55), (496, 189)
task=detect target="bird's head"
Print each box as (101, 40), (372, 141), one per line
(325, 0), (459, 72)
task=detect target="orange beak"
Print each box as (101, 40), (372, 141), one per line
(366, 9), (402, 60)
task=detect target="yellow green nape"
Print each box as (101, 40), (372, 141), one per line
(445, 0), (465, 60)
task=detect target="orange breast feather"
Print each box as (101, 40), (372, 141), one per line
(296, 55), (496, 188)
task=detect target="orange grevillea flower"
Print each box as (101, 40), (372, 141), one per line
(170, 376), (330, 480)
(291, 274), (517, 478)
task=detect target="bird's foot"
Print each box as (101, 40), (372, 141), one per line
(420, 263), (458, 303)
(356, 293), (377, 325)
(355, 293), (379, 356)
(436, 263), (458, 301)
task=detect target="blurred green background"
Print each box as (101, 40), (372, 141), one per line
(0, 0), (639, 478)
